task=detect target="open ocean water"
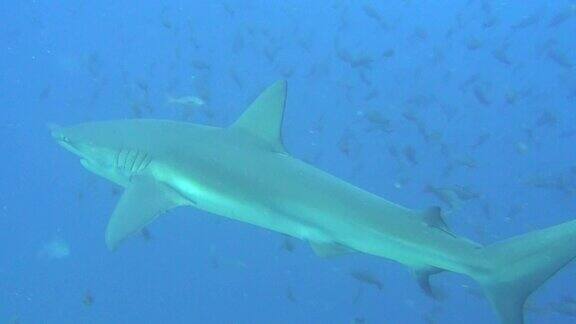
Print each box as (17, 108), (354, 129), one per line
(1, 1), (575, 323)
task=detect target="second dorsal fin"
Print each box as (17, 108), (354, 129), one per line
(420, 206), (451, 233)
(230, 80), (287, 152)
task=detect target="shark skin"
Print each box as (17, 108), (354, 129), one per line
(53, 81), (576, 324)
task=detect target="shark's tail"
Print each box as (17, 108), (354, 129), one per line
(474, 219), (576, 324)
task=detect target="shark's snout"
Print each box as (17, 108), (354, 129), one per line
(52, 129), (69, 146)
(51, 130), (68, 144)
(50, 126), (64, 141)
(51, 128), (82, 156)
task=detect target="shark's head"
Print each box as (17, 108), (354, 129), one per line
(52, 122), (120, 170)
(51, 119), (199, 186)
(50, 121), (159, 187)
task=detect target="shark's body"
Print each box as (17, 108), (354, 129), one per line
(53, 81), (576, 324)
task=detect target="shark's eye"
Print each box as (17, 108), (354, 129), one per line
(61, 136), (70, 143)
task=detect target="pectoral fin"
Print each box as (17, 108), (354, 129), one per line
(412, 265), (444, 299)
(105, 176), (187, 250)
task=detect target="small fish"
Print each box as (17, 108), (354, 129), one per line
(454, 185), (481, 200)
(111, 187), (121, 196)
(191, 59), (211, 70)
(535, 111), (557, 128)
(263, 45), (281, 63)
(141, 228), (152, 241)
(361, 110), (392, 133)
(364, 89), (379, 101)
(285, 287), (297, 303)
(352, 287), (364, 304)
(129, 102), (144, 118)
(492, 44), (512, 65)
(160, 10), (173, 29)
(136, 80), (149, 93)
(281, 235), (295, 252)
(280, 66), (295, 79)
(83, 290), (94, 306)
(402, 110), (419, 123)
(220, 1), (236, 17)
(548, 5), (576, 28)
(338, 130), (360, 157)
(228, 68), (243, 89)
(349, 55), (374, 69)
(511, 11), (542, 29)
(402, 146), (418, 165)
(362, 4), (388, 29)
(516, 141), (530, 154)
(353, 317), (366, 324)
(482, 15), (499, 28)
(424, 185), (463, 210)
(38, 236), (70, 260)
(39, 85), (51, 100)
(381, 48), (395, 58)
(358, 71), (372, 86)
(465, 37), (482, 50)
(334, 40), (375, 70)
(416, 122), (442, 144)
(505, 89), (518, 104)
(524, 172), (576, 195)
(459, 73), (481, 91)
(548, 48), (573, 69)
(451, 156), (478, 170)
(470, 133), (490, 149)
(506, 204), (524, 222)
(411, 27), (428, 42)
(350, 270), (383, 291)
(473, 86), (491, 106)
(335, 45), (353, 64)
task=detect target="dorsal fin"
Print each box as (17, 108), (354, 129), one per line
(231, 80), (287, 152)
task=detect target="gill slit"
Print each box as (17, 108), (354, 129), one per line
(115, 147), (123, 170)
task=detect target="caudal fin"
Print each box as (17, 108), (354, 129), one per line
(477, 219), (576, 324)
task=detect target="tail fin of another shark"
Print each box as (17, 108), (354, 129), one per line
(476, 219), (576, 324)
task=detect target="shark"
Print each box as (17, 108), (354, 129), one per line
(52, 81), (576, 324)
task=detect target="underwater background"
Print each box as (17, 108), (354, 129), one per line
(1, 1), (575, 323)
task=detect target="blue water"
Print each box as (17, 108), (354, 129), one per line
(1, 1), (575, 323)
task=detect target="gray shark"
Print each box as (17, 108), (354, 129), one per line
(53, 81), (576, 324)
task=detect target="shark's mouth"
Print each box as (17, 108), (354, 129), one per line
(59, 141), (84, 157)
(53, 134), (103, 170)
(80, 158), (101, 173)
